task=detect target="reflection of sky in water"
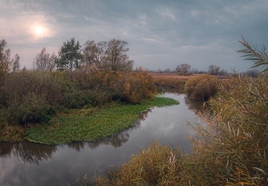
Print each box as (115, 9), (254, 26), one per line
(0, 93), (201, 186)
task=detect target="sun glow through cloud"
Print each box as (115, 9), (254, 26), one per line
(31, 24), (49, 38)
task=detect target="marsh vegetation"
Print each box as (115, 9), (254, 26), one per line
(0, 37), (268, 185)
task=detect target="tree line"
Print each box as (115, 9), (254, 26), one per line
(0, 40), (20, 73)
(0, 38), (133, 74)
(0, 38), (157, 126)
(33, 38), (133, 72)
(158, 64), (228, 76)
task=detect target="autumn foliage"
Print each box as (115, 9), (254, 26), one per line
(0, 69), (157, 126)
(184, 74), (219, 101)
(94, 74), (268, 186)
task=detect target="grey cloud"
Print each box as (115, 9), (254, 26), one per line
(1, 0), (267, 71)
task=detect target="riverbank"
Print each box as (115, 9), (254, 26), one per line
(0, 96), (178, 145)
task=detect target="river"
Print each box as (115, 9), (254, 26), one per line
(0, 93), (202, 186)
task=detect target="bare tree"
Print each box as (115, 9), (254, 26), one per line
(83, 40), (106, 71)
(176, 63), (191, 75)
(208, 65), (220, 75)
(103, 39), (133, 71)
(33, 47), (56, 71)
(82, 39), (134, 72)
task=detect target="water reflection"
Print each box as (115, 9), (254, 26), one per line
(0, 142), (56, 164)
(0, 93), (200, 186)
(88, 129), (130, 149)
(88, 110), (150, 150)
(184, 97), (206, 113)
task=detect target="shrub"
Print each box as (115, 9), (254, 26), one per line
(74, 69), (157, 104)
(3, 70), (66, 106)
(118, 71), (157, 103)
(63, 89), (92, 108)
(95, 141), (189, 186)
(6, 93), (52, 125)
(1, 69), (157, 125)
(184, 75), (219, 101)
(153, 77), (186, 92)
(1, 70), (70, 124)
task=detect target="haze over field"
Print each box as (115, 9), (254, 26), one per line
(1, 0), (268, 72)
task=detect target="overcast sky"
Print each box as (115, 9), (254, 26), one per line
(1, 0), (268, 72)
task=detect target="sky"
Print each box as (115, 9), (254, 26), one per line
(1, 0), (268, 72)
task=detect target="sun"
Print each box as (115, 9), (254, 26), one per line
(35, 25), (44, 35)
(32, 24), (48, 38)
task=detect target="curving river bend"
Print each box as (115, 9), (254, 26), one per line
(0, 93), (202, 186)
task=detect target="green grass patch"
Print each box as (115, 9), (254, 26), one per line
(24, 97), (178, 145)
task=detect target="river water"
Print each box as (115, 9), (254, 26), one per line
(0, 93), (202, 186)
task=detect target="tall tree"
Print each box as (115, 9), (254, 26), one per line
(103, 39), (133, 71)
(82, 39), (134, 72)
(56, 38), (83, 71)
(33, 47), (56, 71)
(83, 40), (106, 71)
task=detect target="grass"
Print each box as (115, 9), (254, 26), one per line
(150, 72), (187, 91)
(23, 96), (178, 145)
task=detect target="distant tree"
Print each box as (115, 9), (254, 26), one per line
(191, 68), (198, 74)
(219, 69), (227, 75)
(0, 40), (9, 74)
(0, 40), (7, 61)
(33, 47), (56, 71)
(176, 63), (191, 75)
(0, 39), (20, 73)
(245, 69), (258, 77)
(10, 54), (20, 72)
(135, 66), (145, 72)
(83, 39), (133, 72)
(164, 68), (171, 73)
(0, 40), (8, 88)
(208, 65), (220, 75)
(238, 36), (268, 73)
(56, 38), (83, 71)
(208, 65), (227, 75)
(0, 39), (20, 88)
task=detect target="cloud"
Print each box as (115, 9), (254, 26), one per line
(0, 0), (267, 71)
(155, 6), (177, 21)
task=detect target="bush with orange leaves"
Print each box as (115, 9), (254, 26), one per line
(0, 68), (157, 126)
(184, 74), (219, 101)
(118, 71), (157, 103)
(73, 69), (157, 105)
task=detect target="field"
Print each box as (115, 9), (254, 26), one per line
(149, 72), (193, 80)
(149, 72), (231, 80)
